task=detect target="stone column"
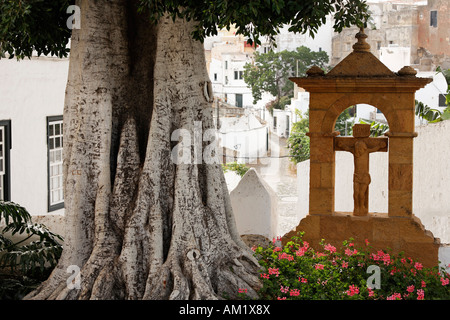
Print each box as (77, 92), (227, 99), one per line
(307, 132), (338, 216)
(386, 131), (416, 217)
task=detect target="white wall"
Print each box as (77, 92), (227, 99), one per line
(334, 151), (389, 213)
(230, 168), (278, 239)
(0, 56), (68, 216)
(415, 72), (448, 112)
(414, 121), (450, 244)
(272, 109), (292, 137)
(297, 120), (450, 244)
(379, 46), (411, 73)
(218, 114), (268, 163)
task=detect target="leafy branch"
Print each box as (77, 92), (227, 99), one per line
(415, 100), (449, 124)
(0, 201), (63, 276)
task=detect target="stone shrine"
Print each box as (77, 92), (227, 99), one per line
(284, 29), (440, 267)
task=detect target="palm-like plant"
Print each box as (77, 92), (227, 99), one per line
(0, 201), (63, 276)
(415, 100), (443, 124)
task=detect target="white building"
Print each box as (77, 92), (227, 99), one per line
(257, 18), (333, 59)
(218, 112), (269, 163)
(205, 29), (258, 109)
(0, 55), (68, 218)
(272, 109), (292, 138)
(206, 18), (334, 114)
(210, 51), (254, 108)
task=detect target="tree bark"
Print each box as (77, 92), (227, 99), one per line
(25, 0), (261, 300)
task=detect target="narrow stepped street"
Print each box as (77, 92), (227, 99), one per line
(249, 133), (300, 238)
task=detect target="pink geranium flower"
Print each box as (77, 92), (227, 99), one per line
(387, 292), (402, 300)
(324, 243), (336, 253)
(268, 267), (280, 277)
(417, 289), (425, 300)
(280, 285), (289, 294)
(346, 284), (359, 296)
(414, 262), (423, 270)
(314, 263), (324, 270)
(345, 248), (358, 256)
(290, 289), (301, 296)
(298, 277), (308, 283)
(278, 252), (294, 261)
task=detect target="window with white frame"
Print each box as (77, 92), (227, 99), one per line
(0, 120), (11, 201)
(47, 116), (64, 211)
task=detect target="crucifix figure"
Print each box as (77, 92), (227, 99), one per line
(335, 124), (388, 216)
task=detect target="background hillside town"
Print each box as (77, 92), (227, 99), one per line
(1, 0), (449, 273)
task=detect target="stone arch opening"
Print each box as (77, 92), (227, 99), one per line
(334, 104), (389, 215)
(319, 94), (398, 135)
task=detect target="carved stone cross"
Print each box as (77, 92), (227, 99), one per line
(335, 124), (388, 216)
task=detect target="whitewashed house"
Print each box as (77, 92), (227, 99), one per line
(205, 30), (257, 109)
(218, 112), (269, 164)
(214, 51), (254, 108)
(272, 109), (292, 138)
(0, 54), (68, 220)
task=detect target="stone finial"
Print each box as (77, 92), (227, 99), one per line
(397, 66), (417, 77)
(352, 28), (371, 53)
(306, 65), (325, 77)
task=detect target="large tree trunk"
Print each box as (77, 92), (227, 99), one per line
(25, 0), (261, 300)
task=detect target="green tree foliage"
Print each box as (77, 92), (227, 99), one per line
(0, 0), (73, 59)
(1, 0), (370, 60)
(243, 47), (329, 104)
(138, 0), (371, 45)
(335, 106), (356, 136)
(288, 107), (354, 164)
(287, 110), (310, 164)
(266, 96), (292, 115)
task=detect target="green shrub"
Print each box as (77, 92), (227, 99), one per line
(286, 131), (310, 164)
(222, 162), (250, 177)
(0, 201), (63, 299)
(240, 232), (450, 300)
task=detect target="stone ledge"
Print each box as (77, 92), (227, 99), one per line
(241, 234), (271, 249)
(282, 213), (440, 268)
